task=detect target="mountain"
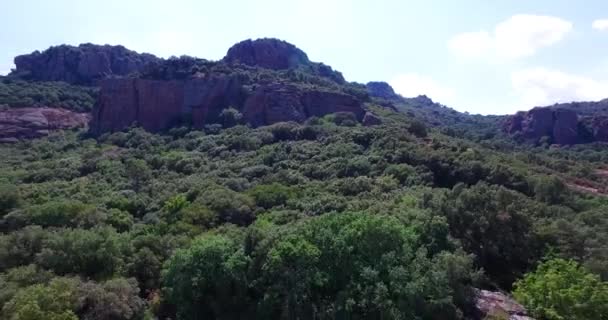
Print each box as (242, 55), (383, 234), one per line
(1, 38), (608, 320)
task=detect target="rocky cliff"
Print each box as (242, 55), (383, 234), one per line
(504, 106), (608, 144)
(91, 38), (366, 134)
(12, 43), (160, 85)
(0, 107), (89, 142)
(91, 77), (364, 134)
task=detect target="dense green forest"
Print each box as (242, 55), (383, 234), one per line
(2, 98), (608, 319)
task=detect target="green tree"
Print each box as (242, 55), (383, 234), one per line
(513, 258), (608, 320)
(162, 235), (251, 319)
(124, 159), (151, 192)
(1, 277), (80, 320)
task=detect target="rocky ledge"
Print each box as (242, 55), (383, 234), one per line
(0, 107), (90, 142)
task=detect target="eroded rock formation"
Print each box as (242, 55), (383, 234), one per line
(12, 44), (159, 85)
(91, 78), (364, 134)
(0, 107), (89, 142)
(504, 107), (582, 144)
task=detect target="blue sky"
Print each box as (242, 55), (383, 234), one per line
(1, 0), (608, 115)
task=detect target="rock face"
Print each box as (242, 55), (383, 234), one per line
(0, 107), (90, 142)
(243, 84), (364, 127)
(504, 107), (580, 144)
(475, 289), (534, 320)
(13, 44), (160, 85)
(92, 76), (245, 134)
(590, 116), (608, 141)
(223, 38), (310, 70)
(366, 82), (400, 100)
(91, 79), (364, 134)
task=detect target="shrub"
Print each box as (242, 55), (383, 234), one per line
(513, 258), (608, 320)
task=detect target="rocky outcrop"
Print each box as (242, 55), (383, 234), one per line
(504, 107), (580, 144)
(474, 289), (534, 320)
(0, 107), (90, 142)
(362, 112), (382, 126)
(91, 78), (364, 134)
(590, 116), (608, 141)
(223, 38), (310, 70)
(223, 38), (345, 83)
(243, 84), (364, 127)
(12, 44), (160, 85)
(366, 82), (400, 100)
(91, 76), (245, 134)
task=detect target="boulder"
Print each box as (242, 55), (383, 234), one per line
(0, 107), (90, 142)
(13, 43), (159, 85)
(362, 112), (382, 126)
(474, 289), (534, 320)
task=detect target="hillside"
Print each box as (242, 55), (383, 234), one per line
(1, 39), (608, 320)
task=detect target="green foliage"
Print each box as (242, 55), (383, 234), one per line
(434, 183), (541, 287)
(513, 258), (608, 320)
(0, 184), (20, 216)
(1, 276), (145, 320)
(0, 77), (97, 112)
(163, 212), (478, 319)
(247, 183), (294, 209)
(1, 94), (607, 320)
(35, 227), (129, 279)
(162, 235), (250, 319)
(1, 277), (80, 320)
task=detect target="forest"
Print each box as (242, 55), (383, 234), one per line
(1, 103), (607, 319)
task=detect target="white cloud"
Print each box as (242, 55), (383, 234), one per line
(389, 73), (455, 105)
(449, 14), (573, 60)
(593, 19), (608, 31)
(511, 67), (608, 107)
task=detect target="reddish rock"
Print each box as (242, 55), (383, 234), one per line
(13, 44), (159, 85)
(242, 84), (365, 127)
(91, 78), (363, 134)
(0, 107), (90, 142)
(475, 289), (534, 320)
(504, 107), (580, 144)
(91, 76), (244, 134)
(223, 38), (310, 70)
(362, 112), (382, 126)
(591, 116), (608, 142)
(552, 109), (578, 145)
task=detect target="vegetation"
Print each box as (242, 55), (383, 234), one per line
(513, 258), (608, 320)
(2, 56), (608, 319)
(0, 77), (97, 112)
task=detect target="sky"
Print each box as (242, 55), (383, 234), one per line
(1, 0), (608, 115)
